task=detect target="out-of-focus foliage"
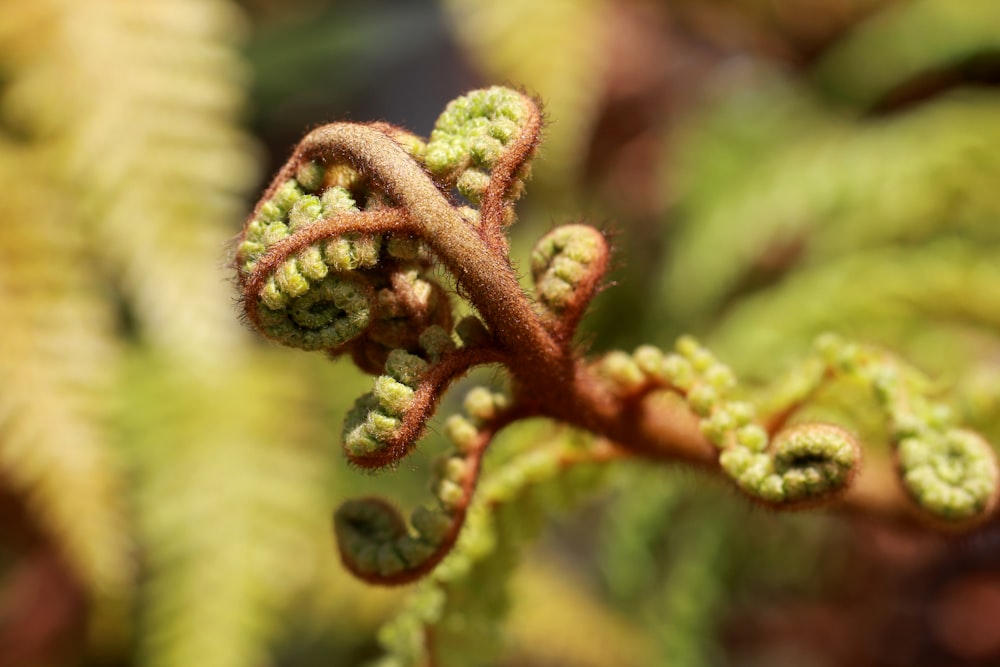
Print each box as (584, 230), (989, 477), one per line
(2, 0), (1000, 666)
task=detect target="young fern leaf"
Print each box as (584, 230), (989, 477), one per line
(376, 431), (616, 667)
(236, 87), (999, 649)
(335, 387), (512, 585)
(531, 224), (610, 339)
(815, 335), (999, 524)
(612, 338), (861, 508)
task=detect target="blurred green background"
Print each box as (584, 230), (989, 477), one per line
(1, 0), (1000, 665)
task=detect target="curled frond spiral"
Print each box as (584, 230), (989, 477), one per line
(623, 338), (861, 507)
(334, 387), (512, 585)
(530, 224), (610, 338)
(816, 335), (999, 524)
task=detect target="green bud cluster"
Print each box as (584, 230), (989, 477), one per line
(335, 387), (513, 582)
(530, 224), (609, 315)
(424, 86), (532, 205)
(634, 337), (859, 506)
(235, 168), (392, 351)
(334, 498), (452, 581)
(343, 350), (429, 458)
(815, 334), (998, 521)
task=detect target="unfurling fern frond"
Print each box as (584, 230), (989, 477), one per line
(376, 429), (616, 667)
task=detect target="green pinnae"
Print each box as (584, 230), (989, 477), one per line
(260, 276), (287, 310)
(289, 194), (323, 230)
(444, 415), (479, 453)
(736, 424), (769, 452)
(632, 345), (665, 379)
(272, 179), (304, 212)
(661, 355), (695, 390)
(397, 537), (435, 566)
(687, 384), (718, 417)
(531, 225), (608, 312)
(295, 160), (325, 192)
(321, 185), (358, 214)
(296, 245), (328, 281)
(411, 506), (452, 544)
(600, 351), (645, 392)
(424, 87), (528, 177)
(275, 259), (310, 298)
(898, 429), (998, 520)
(462, 387), (506, 423)
(367, 411), (402, 441)
(419, 325), (456, 360)
(262, 221), (290, 246)
(373, 376), (416, 416)
(456, 169), (490, 203)
(324, 233), (381, 272)
(343, 393), (383, 456)
(258, 275), (371, 351)
(385, 350), (429, 387)
(386, 235), (426, 260)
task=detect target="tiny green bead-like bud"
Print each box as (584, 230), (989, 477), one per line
(700, 410), (734, 447)
(456, 169), (490, 204)
(376, 543), (406, 577)
(758, 475), (787, 503)
(288, 194), (323, 230)
(661, 355), (695, 390)
(441, 457), (468, 484)
(262, 220), (290, 246)
(344, 425), (381, 457)
(321, 185), (359, 214)
(411, 506), (452, 544)
(736, 424), (769, 452)
(372, 375), (415, 416)
(444, 415), (479, 453)
(385, 349), (429, 387)
(633, 345), (665, 379)
(719, 447), (755, 478)
(462, 387), (507, 423)
(600, 351), (645, 393)
(296, 245), (328, 281)
(396, 536), (435, 567)
(727, 401), (756, 427)
(272, 179), (304, 213)
(295, 160), (326, 192)
(687, 384), (718, 417)
(419, 325), (456, 360)
(260, 276), (288, 310)
(705, 364), (736, 393)
(258, 201), (283, 224)
(367, 411), (402, 441)
(324, 233), (381, 271)
(675, 335), (701, 359)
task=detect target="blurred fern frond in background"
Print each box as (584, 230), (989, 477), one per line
(1, 0), (1000, 666)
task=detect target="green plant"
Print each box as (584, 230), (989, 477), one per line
(234, 86), (999, 665)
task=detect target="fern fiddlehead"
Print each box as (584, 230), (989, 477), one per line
(234, 87), (999, 666)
